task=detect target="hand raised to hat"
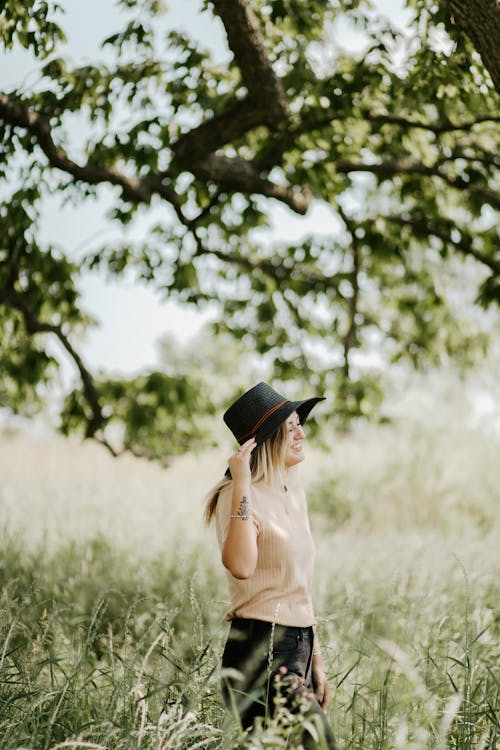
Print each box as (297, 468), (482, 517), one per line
(223, 437), (259, 579)
(227, 437), (256, 486)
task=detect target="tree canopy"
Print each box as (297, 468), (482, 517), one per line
(0, 0), (499, 461)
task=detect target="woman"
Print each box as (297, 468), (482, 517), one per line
(205, 382), (336, 748)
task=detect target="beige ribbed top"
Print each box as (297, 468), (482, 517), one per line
(215, 480), (316, 627)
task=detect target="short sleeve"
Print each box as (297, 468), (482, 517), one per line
(215, 484), (261, 547)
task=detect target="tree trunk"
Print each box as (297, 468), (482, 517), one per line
(446, 0), (500, 93)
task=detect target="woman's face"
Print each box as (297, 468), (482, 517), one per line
(284, 411), (305, 468)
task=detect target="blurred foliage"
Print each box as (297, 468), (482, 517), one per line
(0, 0), (499, 457)
(60, 370), (216, 462)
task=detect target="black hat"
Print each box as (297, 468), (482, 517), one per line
(223, 381), (325, 446)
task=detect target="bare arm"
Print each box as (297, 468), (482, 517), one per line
(312, 650), (329, 709)
(221, 438), (259, 579)
(312, 619), (329, 708)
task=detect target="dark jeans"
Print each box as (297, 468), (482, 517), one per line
(221, 618), (336, 749)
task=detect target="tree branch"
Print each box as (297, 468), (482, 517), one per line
(337, 204), (361, 378)
(187, 153), (311, 213)
(171, 0), (308, 211)
(360, 109), (500, 134)
(191, 240), (345, 296)
(335, 157), (500, 210)
(173, 99), (267, 164)
(210, 0), (289, 122)
(1, 89), (311, 214)
(384, 214), (500, 275)
(175, 0), (291, 163)
(442, 144), (500, 168)
(0, 284), (118, 454)
(299, 109), (500, 137)
(0, 92), (182, 207)
(254, 108), (500, 172)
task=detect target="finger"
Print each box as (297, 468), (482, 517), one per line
(315, 675), (325, 701)
(316, 685), (324, 708)
(322, 681), (329, 708)
(238, 437), (257, 453)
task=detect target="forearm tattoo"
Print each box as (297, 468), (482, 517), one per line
(234, 495), (251, 520)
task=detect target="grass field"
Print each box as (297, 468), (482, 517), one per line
(1, 376), (499, 749)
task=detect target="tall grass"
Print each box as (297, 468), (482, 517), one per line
(0, 376), (499, 748)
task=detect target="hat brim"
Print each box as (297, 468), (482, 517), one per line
(224, 395), (325, 476)
(253, 396), (325, 446)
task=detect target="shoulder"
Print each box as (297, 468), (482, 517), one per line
(288, 482), (308, 514)
(288, 481), (306, 500)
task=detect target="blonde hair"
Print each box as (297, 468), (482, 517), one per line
(204, 422), (289, 524)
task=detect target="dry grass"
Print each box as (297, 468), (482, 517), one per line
(0, 371), (499, 748)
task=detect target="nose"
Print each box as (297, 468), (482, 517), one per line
(294, 423), (305, 438)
